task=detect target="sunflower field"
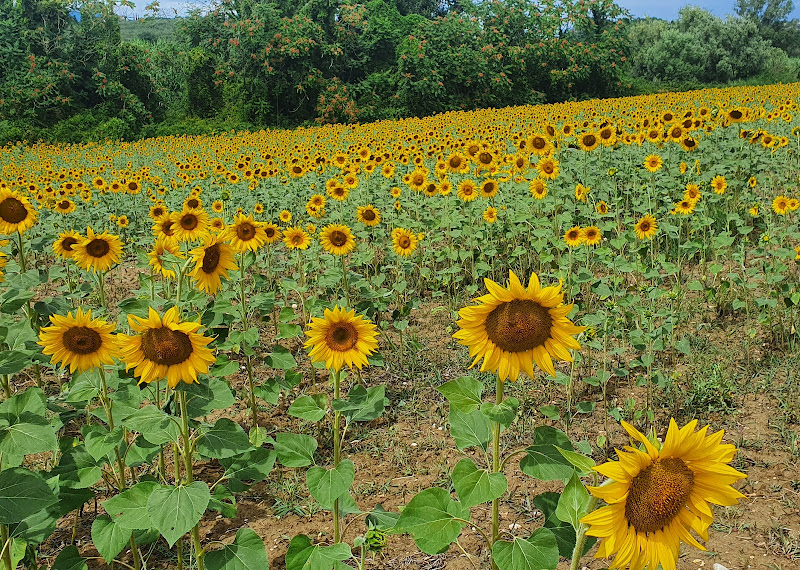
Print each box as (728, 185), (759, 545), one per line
(0, 82), (797, 570)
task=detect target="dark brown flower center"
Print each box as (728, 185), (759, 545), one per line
(202, 244), (221, 273)
(63, 326), (102, 354)
(265, 227), (276, 238)
(87, 238), (111, 258)
(730, 110), (742, 120)
(0, 197), (28, 224)
(483, 182), (496, 195)
(362, 209), (376, 221)
(625, 457), (694, 534)
(180, 214), (199, 230)
(532, 137), (546, 150)
(449, 156), (462, 168)
(329, 230), (347, 247)
(542, 162), (554, 174)
(326, 322), (357, 352)
(568, 230), (580, 240)
(398, 236), (411, 249)
(236, 222), (256, 241)
(640, 221), (651, 232)
(59, 200), (71, 209)
(583, 134), (597, 147)
(586, 229), (598, 240)
(187, 198), (200, 209)
(478, 152), (493, 165)
(140, 327), (193, 366)
(162, 221), (175, 236)
(61, 237), (78, 251)
(484, 299), (553, 353)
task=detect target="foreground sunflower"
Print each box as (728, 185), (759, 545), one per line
(189, 236), (238, 295)
(171, 208), (209, 242)
(0, 187), (38, 235)
(119, 306), (216, 388)
(73, 227), (123, 272)
(454, 270), (585, 380)
(392, 227), (418, 257)
(320, 224), (356, 256)
(581, 419), (746, 570)
(224, 213), (268, 253)
(53, 230), (83, 260)
(304, 306), (379, 371)
(356, 205), (381, 227)
(283, 226), (311, 250)
(564, 226), (583, 247)
(634, 214), (658, 240)
(149, 235), (184, 279)
(38, 307), (119, 372)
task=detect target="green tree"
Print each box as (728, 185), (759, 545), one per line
(734, 0), (800, 55)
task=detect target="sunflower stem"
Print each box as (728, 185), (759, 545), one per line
(237, 252), (259, 430)
(15, 230), (25, 273)
(491, 378), (504, 569)
(340, 256), (350, 308)
(569, 494), (599, 570)
(179, 389), (206, 570)
(0, 376), (9, 400)
(332, 368), (342, 544)
(0, 524), (11, 570)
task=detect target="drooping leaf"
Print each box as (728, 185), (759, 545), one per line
(288, 394), (328, 422)
(285, 534), (352, 570)
(395, 488), (469, 554)
(332, 384), (387, 423)
(220, 447), (277, 493)
(435, 377), (484, 412)
(448, 408), (491, 451)
(91, 515), (130, 564)
(103, 481), (158, 530)
(273, 433), (317, 468)
(196, 418), (253, 460)
(146, 482), (210, 547)
(0, 468), (57, 524)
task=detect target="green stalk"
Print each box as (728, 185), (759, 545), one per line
(569, 495), (600, 570)
(332, 368), (342, 543)
(15, 230), (26, 273)
(237, 252), (259, 430)
(179, 390), (205, 570)
(0, 376), (9, 400)
(490, 378), (505, 570)
(0, 524), (10, 570)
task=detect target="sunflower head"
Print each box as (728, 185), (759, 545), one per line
(224, 213), (268, 253)
(188, 235), (238, 295)
(53, 230), (83, 260)
(0, 188), (38, 235)
(304, 306), (379, 371)
(38, 307), (119, 372)
(73, 227), (123, 272)
(454, 271), (585, 381)
(320, 224), (356, 256)
(392, 227), (418, 257)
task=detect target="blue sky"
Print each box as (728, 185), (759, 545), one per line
(120, 1), (800, 20)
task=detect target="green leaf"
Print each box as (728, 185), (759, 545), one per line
(480, 397), (519, 428)
(366, 505), (399, 531)
(555, 448), (595, 476)
(0, 468), (57, 523)
(0, 420), (57, 457)
(0, 352), (30, 375)
(179, 377), (236, 418)
(50, 443), (103, 489)
(451, 458), (508, 508)
(273, 433), (317, 468)
(277, 323), (303, 339)
(197, 418), (253, 460)
(0, 387), (46, 419)
(435, 377), (483, 412)
(285, 534), (352, 570)
(520, 427), (575, 481)
(91, 515), (130, 564)
(208, 485), (237, 519)
(206, 528), (269, 570)
(254, 378), (281, 405)
(555, 472), (591, 530)
(332, 384), (387, 423)
(266, 345), (297, 370)
(675, 337), (691, 356)
(82, 425), (124, 462)
(126, 435), (161, 468)
(448, 408), (491, 451)
(103, 481), (158, 530)
(288, 394), (328, 422)
(492, 529), (559, 570)
(147, 482), (211, 547)
(51, 546), (88, 570)
(220, 448), (276, 493)
(395, 488), (469, 555)
(122, 405), (180, 445)
(306, 460), (355, 509)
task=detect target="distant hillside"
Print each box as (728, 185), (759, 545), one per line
(120, 17), (178, 42)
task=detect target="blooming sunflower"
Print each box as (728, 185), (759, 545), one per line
(153, 216), (177, 240)
(596, 201), (610, 215)
(55, 199), (76, 215)
(38, 307), (119, 373)
(118, 306), (216, 388)
(0, 188), (38, 235)
(224, 213), (268, 253)
(171, 208), (209, 243)
(320, 224), (356, 256)
(392, 227), (418, 257)
(457, 179), (478, 202)
(209, 217), (226, 233)
(454, 270), (585, 380)
(710, 175), (727, 195)
(634, 215), (658, 240)
(581, 419), (746, 570)
(211, 200), (224, 214)
(643, 154), (663, 173)
(149, 235), (184, 279)
(536, 156), (560, 180)
(279, 210), (292, 223)
(684, 184), (701, 203)
(304, 306), (379, 371)
(283, 226), (311, 250)
(564, 226), (583, 247)
(480, 179), (499, 199)
(483, 206), (498, 223)
(188, 236), (238, 295)
(673, 200), (695, 215)
(529, 178), (548, 200)
(263, 222), (282, 245)
(356, 205), (381, 227)
(773, 195), (790, 215)
(117, 215), (130, 228)
(582, 225), (602, 246)
(53, 230), (83, 260)
(73, 227), (123, 272)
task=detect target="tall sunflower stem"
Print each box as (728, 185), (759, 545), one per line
(0, 376), (9, 400)
(97, 271), (107, 308)
(0, 524), (11, 570)
(178, 390), (205, 570)
(491, 378), (505, 569)
(340, 256), (350, 308)
(569, 495), (599, 570)
(332, 368), (342, 544)
(237, 253), (259, 430)
(16, 230), (26, 273)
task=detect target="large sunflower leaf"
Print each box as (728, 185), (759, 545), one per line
(306, 460), (354, 509)
(451, 458), (508, 508)
(285, 534), (352, 570)
(146, 482), (210, 547)
(435, 377), (483, 412)
(0, 467), (57, 524)
(492, 529), (559, 570)
(205, 528), (269, 570)
(395, 488), (469, 554)
(448, 408), (491, 451)
(196, 418), (253, 460)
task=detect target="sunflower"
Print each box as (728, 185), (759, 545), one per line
(673, 200), (695, 215)
(749, 205), (760, 217)
(480, 179), (499, 199)
(73, 227), (123, 272)
(643, 154), (663, 173)
(578, 132), (600, 152)
(263, 222), (282, 245)
(53, 230), (83, 260)
(320, 224), (356, 256)
(118, 306), (216, 388)
(535, 156), (560, 180)
(209, 217), (226, 233)
(684, 184), (701, 203)
(183, 196), (202, 210)
(575, 183), (589, 203)
(773, 195), (790, 215)
(283, 226), (311, 250)
(254, 203), (264, 215)
(188, 235), (238, 295)
(38, 307), (119, 373)
(224, 213), (268, 253)
(0, 251), (6, 282)
(789, 198), (800, 211)
(327, 184), (349, 201)
(0, 188), (38, 235)
(356, 205), (381, 227)
(391, 186), (401, 198)
(171, 208), (209, 243)
(117, 215), (130, 228)
(582, 225), (602, 246)
(392, 227), (418, 257)
(446, 152), (469, 173)
(529, 178), (548, 199)
(211, 200), (224, 214)
(153, 216), (177, 240)
(710, 175), (727, 195)
(304, 306), (379, 371)
(149, 235), (184, 279)
(454, 270), (585, 380)
(457, 179), (478, 202)
(54, 198), (76, 214)
(581, 419), (746, 570)
(149, 204), (168, 221)
(279, 210), (292, 223)
(596, 201), (609, 215)
(483, 206), (498, 223)
(634, 214), (658, 240)
(564, 226), (583, 247)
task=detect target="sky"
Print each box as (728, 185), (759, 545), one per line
(119, 0), (800, 21)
